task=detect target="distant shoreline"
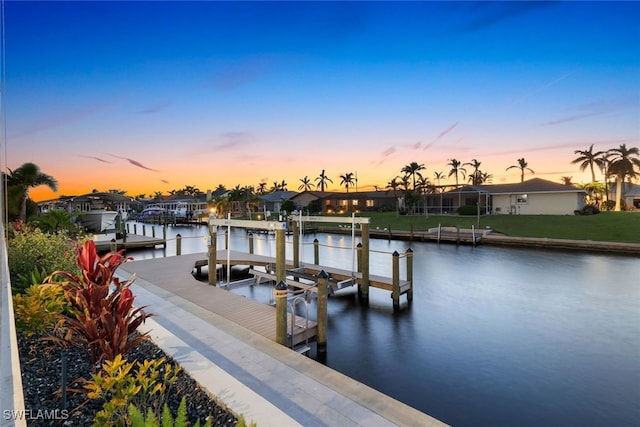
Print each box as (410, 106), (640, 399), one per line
(318, 226), (640, 256)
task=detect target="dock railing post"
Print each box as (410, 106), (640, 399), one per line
(248, 232), (254, 254)
(313, 238), (319, 265)
(163, 225), (167, 248)
(208, 227), (217, 286)
(392, 251), (400, 312)
(134, 223), (137, 235)
(176, 234), (182, 256)
(317, 270), (329, 354)
(406, 248), (413, 304)
(292, 220), (299, 268)
(152, 226), (156, 238)
(361, 222), (370, 303)
(274, 280), (288, 346)
(456, 225), (460, 245)
(275, 229), (286, 283)
(110, 238), (116, 253)
(143, 224), (146, 237)
(225, 231), (229, 250)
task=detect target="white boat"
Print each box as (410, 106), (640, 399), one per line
(78, 210), (119, 232)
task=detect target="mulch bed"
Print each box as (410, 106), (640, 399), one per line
(17, 333), (238, 426)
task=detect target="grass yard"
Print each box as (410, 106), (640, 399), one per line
(311, 211), (640, 244)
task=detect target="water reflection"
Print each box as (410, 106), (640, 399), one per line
(126, 223), (640, 426)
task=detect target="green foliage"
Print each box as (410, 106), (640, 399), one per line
(127, 397), (212, 427)
(457, 205), (481, 216)
(575, 204), (600, 216)
(280, 199), (295, 214)
(47, 240), (153, 367)
(7, 225), (80, 294)
(29, 209), (80, 234)
(235, 415), (257, 427)
(16, 265), (51, 289)
(86, 354), (181, 426)
(13, 284), (69, 336)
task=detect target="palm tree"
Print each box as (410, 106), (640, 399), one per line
(560, 176), (574, 186)
(400, 162), (425, 191)
(386, 176), (402, 217)
(607, 144), (640, 211)
(339, 172), (355, 192)
(506, 158), (534, 183)
(447, 159), (466, 188)
(464, 159), (482, 185)
(315, 169), (333, 192)
(8, 162), (58, 222)
(257, 182), (267, 195)
(572, 144), (605, 183)
(298, 176), (313, 191)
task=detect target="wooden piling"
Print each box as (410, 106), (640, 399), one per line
(275, 229), (285, 283)
(208, 228), (217, 286)
(292, 220), (299, 268)
(248, 233), (254, 254)
(176, 234), (182, 256)
(317, 270), (329, 354)
(313, 238), (319, 265)
(143, 225), (146, 237)
(361, 222), (370, 302)
(392, 251), (400, 312)
(406, 248), (413, 304)
(274, 280), (288, 346)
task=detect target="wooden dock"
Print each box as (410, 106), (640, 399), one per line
(94, 233), (166, 252)
(118, 253), (316, 349)
(204, 250), (412, 307)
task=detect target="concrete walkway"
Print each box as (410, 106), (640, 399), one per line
(117, 256), (446, 427)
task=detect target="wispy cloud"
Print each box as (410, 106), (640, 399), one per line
(425, 122), (459, 150)
(107, 153), (159, 171)
(79, 155), (112, 163)
(456, 1), (557, 33)
(540, 97), (638, 127)
(509, 70), (578, 107)
(138, 102), (169, 115)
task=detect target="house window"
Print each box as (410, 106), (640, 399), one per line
(352, 200), (359, 206)
(366, 199), (374, 208)
(517, 194), (528, 204)
(325, 200), (331, 206)
(339, 200), (348, 207)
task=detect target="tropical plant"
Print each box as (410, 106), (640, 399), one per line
(464, 159), (483, 185)
(6, 162), (58, 222)
(607, 144), (640, 211)
(506, 158), (534, 182)
(447, 159), (466, 187)
(400, 162), (425, 191)
(29, 209), (80, 234)
(339, 172), (355, 192)
(572, 144), (606, 183)
(298, 176), (313, 191)
(560, 176), (574, 186)
(7, 225), (80, 294)
(127, 397), (214, 427)
(46, 240), (153, 368)
(13, 284), (69, 336)
(315, 169), (333, 192)
(386, 177), (402, 218)
(86, 354), (182, 426)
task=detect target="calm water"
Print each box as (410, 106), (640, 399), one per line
(126, 222), (640, 426)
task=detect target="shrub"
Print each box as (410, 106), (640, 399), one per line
(458, 205), (480, 216)
(581, 204), (600, 215)
(7, 224), (80, 294)
(13, 284), (69, 336)
(85, 354), (182, 426)
(47, 240), (153, 368)
(128, 397), (213, 427)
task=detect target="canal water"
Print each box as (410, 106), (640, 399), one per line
(125, 222), (640, 427)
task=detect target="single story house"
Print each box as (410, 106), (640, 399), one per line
(440, 178), (587, 215)
(259, 191), (299, 214)
(609, 182), (640, 209)
(291, 190), (397, 214)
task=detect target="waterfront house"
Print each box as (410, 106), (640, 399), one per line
(440, 178), (587, 215)
(609, 182), (640, 209)
(291, 190), (397, 214)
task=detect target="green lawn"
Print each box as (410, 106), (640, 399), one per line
(312, 211), (640, 244)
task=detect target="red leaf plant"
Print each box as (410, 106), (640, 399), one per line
(46, 240), (153, 370)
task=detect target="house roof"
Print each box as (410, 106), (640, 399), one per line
(259, 191), (298, 202)
(451, 178), (586, 195)
(610, 182), (640, 196)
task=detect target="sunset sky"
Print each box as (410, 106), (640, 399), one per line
(5, 1), (639, 201)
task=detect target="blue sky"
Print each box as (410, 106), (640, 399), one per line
(5, 1), (639, 200)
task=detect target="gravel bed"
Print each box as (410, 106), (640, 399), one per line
(18, 333), (238, 426)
